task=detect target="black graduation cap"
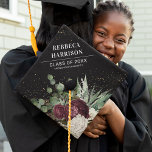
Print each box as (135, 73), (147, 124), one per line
(16, 25), (127, 138)
(35, 0), (91, 9)
(40, 0), (93, 26)
(28, 0), (93, 55)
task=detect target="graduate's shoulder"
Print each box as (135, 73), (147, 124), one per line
(119, 61), (144, 87)
(1, 45), (34, 64)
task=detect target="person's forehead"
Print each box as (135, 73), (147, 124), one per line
(95, 12), (131, 30)
(95, 11), (129, 25)
(94, 12), (131, 37)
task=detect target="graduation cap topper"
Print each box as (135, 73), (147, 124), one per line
(16, 25), (127, 140)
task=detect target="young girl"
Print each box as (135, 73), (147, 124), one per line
(0, 0), (151, 152)
(84, 0), (152, 151)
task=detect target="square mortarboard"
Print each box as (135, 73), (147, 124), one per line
(35, 0), (91, 9)
(16, 25), (127, 139)
(36, 0), (93, 26)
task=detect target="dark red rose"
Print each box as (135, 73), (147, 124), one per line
(53, 104), (66, 119)
(65, 99), (89, 119)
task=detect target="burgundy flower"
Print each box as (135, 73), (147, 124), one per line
(65, 105), (79, 120)
(53, 104), (66, 119)
(65, 99), (89, 119)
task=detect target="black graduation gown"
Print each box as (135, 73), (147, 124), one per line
(0, 46), (152, 152)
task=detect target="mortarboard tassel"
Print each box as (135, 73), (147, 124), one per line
(68, 90), (72, 152)
(28, 0), (38, 56)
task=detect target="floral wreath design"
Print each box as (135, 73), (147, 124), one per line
(31, 74), (111, 138)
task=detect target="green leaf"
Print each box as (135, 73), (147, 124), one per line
(52, 93), (58, 97)
(91, 93), (111, 109)
(80, 75), (89, 102)
(75, 78), (82, 98)
(47, 105), (53, 110)
(48, 74), (53, 80)
(88, 90), (101, 105)
(50, 97), (60, 106)
(56, 83), (64, 92)
(41, 106), (48, 113)
(37, 103), (42, 109)
(71, 96), (79, 101)
(47, 87), (52, 94)
(82, 75), (88, 93)
(62, 92), (69, 97)
(60, 92), (69, 103)
(39, 99), (45, 105)
(92, 104), (99, 111)
(72, 90), (77, 98)
(50, 79), (56, 85)
(83, 90), (89, 103)
(31, 98), (37, 103)
(59, 98), (65, 105)
(89, 87), (95, 99)
(32, 101), (38, 106)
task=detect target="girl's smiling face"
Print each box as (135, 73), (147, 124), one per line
(93, 11), (132, 64)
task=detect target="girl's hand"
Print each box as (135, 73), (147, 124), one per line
(98, 99), (125, 143)
(98, 99), (117, 117)
(84, 114), (107, 138)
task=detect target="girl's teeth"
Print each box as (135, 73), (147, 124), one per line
(102, 53), (110, 59)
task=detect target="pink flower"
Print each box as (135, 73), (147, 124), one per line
(53, 104), (66, 119)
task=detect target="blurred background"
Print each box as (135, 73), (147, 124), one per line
(0, 0), (152, 151)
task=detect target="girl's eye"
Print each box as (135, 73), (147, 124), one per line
(116, 39), (126, 44)
(97, 31), (106, 37)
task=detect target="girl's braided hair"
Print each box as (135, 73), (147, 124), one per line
(93, 0), (135, 40)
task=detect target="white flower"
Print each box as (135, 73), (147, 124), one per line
(68, 114), (88, 139)
(88, 108), (98, 121)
